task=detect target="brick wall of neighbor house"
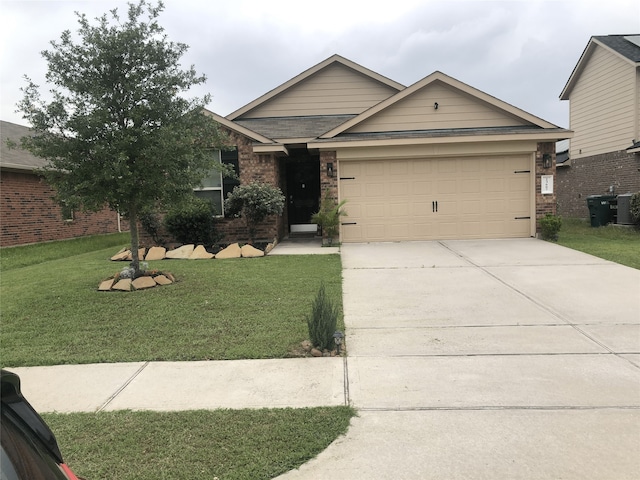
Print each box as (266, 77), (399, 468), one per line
(1, 170), (126, 247)
(535, 142), (557, 232)
(557, 150), (640, 218)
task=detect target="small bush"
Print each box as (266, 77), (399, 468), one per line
(630, 192), (640, 227)
(311, 190), (347, 244)
(139, 209), (165, 245)
(307, 283), (339, 351)
(539, 214), (562, 241)
(163, 196), (221, 245)
(224, 182), (285, 242)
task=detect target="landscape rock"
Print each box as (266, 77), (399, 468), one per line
(215, 243), (241, 259)
(112, 278), (132, 291)
(110, 250), (130, 261)
(189, 245), (214, 260)
(153, 275), (173, 286)
(265, 242), (275, 254)
(98, 279), (114, 291)
(165, 244), (194, 259)
(301, 340), (312, 352)
(132, 276), (157, 290)
(310, 348), (323, 357)
(125, 248), (146, 261)
(241, 244), (265, 258)
(145, 246), (166, 261)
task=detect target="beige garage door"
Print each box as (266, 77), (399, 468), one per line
(339, 155), (532, 242)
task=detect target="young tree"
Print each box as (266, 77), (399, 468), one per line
(17, 0), (229, 276)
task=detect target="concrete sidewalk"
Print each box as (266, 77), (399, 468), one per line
(11, 358), (347, 413)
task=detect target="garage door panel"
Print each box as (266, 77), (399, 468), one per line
(339, 155), (532, 242)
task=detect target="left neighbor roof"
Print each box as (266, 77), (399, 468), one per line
(0, 120), (48, 172)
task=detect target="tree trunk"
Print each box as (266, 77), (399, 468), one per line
(129, 203), (141, 277)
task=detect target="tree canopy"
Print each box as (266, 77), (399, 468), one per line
(17, 0), (229, 274)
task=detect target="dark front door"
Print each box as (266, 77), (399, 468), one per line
(286, 153), (320, 227)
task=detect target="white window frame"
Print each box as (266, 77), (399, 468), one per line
(193, 149), (225, 217)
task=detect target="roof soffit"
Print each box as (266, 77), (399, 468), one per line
(225, 54), (405, 121)
(320, 71), (559, 138)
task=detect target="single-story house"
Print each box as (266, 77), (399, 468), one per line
(558, 34), (640, 218)
(207, 54), (571, 244)
(0, 120), (127, 247)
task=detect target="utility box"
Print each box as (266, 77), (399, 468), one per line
(616, 193), (634, 225)
(587, 195), (617, 227)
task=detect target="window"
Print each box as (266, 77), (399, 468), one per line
(61, 203), (74, 222)
(194, 147), (239, 216)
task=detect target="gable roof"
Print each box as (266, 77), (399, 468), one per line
(0, 120), (48, 172)
(560, 34), (640, 100)
(226, 54), (405, 120)
(320, 71), (560, 139)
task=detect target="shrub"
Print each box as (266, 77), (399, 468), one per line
(630, 192), (640, 227)
(311, 190), (347, 244)
(139, 208), (165, 245)
(163, 196), (221, 245)
(224, 182), (285, 243)
(307, 283), (339, 351)
(539, 214), (562, 241)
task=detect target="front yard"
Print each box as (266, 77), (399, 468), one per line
(1, 239), (343, 367)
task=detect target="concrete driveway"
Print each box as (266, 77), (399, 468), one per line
(278, 238), (640, 480)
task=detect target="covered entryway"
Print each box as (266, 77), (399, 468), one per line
(339, 154), (533, 242)
(285, 150), (320, 234)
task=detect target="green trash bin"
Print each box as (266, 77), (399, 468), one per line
(586, 195), (616, 227)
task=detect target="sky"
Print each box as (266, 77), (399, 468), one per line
(1, 0), (639, 130)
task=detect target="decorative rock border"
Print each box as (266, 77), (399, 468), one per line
(110, 242), (273, 262)
(98, 271), (176, 292)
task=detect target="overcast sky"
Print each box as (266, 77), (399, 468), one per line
(1, 0), (639, 130)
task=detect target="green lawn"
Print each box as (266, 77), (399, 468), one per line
(555, 218), (640, 269)
(2, 236), (352, 479)
(1, 243), (343, 367)
(43, 407), (355, 480)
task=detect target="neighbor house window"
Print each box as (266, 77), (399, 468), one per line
(61, 203), (74, 222)
(194, 147), (239, 216)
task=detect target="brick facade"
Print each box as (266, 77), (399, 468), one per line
(535, 142), (557, 232)
(1, 170), (126, 247)
(556, 150), (640, 218)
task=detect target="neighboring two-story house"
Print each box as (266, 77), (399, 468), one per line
(558, 35), (640, 218)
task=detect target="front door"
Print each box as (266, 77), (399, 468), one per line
(286, 153), (320, 232)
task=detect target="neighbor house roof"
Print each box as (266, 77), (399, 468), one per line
(560, 34), (640, 100)
(0, 120), (48, 172)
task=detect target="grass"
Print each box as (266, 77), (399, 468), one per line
(43, 407), (356, 480)
(0, 232), (130, 271)
(1, 243), (343, 367)
(555, 218), (640, 269)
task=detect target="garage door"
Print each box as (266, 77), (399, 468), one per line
(339, 155), (532, 242)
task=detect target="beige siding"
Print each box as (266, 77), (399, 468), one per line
(347, 81), (529, 133)
(339, 155), (533, 242)
(569, 45), (637, 158)
(240, 64), (398, 118)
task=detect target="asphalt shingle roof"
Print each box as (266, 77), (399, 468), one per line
(0, 120), (48, 171)
(234, 115), (357, 140)
(595, 35), (640, 63)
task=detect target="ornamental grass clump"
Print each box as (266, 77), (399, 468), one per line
(307, 283), (339, 351)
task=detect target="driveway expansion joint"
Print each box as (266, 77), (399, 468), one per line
(97, 361), (149, 412)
